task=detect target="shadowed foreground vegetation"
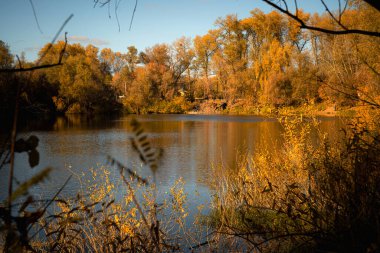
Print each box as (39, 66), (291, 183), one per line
(1, 110), (379, 252)
(0, 119), (207, 252)
(209, 110), (380, 252)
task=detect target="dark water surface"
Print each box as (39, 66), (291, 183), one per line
(0, 114), (344, 221)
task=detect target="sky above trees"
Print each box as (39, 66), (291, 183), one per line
(0, 0), (327, 61)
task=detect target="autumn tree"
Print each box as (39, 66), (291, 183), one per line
(193, 30), (219, 98)
(170, 37), (195, 98)
(113, 45), (139, 94)
(36, 42), (120, 113)
(0, 41), (16, 113)
(309, 3), (380, 107)
(15, 1), (375, 114)
(0, 41), (13, 69)
(214, 15), (251, 100)
(135, 42), (194, 101)
(240, 10), (294, 105)
(100, 47), (127, 75)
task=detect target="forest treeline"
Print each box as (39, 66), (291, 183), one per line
(1, 2), (379, 115)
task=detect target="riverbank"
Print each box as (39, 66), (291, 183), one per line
(184, 99), (357, 118)
(122, 97), (355, 118)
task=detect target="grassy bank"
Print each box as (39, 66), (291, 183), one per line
(123, 98), (363, 119)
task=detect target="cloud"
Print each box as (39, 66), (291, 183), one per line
(90, 38), (110, 46)
(67, 35), (110, 46)
(68, 35), (89, 42)
(24, 46), (41, 52)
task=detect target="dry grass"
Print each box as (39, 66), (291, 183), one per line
(29, 167), (193, 252)
(1, 118), (208, 252)
(209, 114), (380, 252)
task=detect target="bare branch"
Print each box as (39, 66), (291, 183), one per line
(340, 0), (349, 23)
(129, 0), (138, 31)
(281, 0), (289, 12)
(29, 0), (43, 34)
(37, 14), (74, 64)
(361, 59), (380, 77)
(262, 0), (380, 37)
(16, 55), (23, 69)
(338, 0), (342, 21)
(0, 14), (73, 73)
(318, 77), (380, 109)
(320, 0), (348, 30)
(108, 0), (111, 18)
(294, 0), (299, 17)
(0, 63), (60, 73)
(93, 0), (139, 31)
(0, 33), (69, 73)
(94, 0), (137, 31)
(115, 0), (121, 32)
(28, 175), (72, 238)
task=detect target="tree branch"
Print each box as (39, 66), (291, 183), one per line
(29, 0), (43, 34)
(129, 0), (138, 31)
(0, 63), (61, 73)
(262, 0), (380, 37)
(320, 0), (348, 30)
(0, 12), (73, 74)
(0, 33), (68, 73)
(93, 0), (139, 31)
(318, 77), (380, 109)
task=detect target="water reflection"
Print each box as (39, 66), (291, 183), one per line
(0, 114), (344, 216)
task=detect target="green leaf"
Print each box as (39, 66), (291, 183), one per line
(14, 139), (28, 153)
(8, 167), (52, 202)
(14, 136), (39, 154)
(26, 135), (39, 150)
(28, 149), (40, 168)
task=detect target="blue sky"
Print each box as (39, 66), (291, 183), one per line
(0, 0), (328, 61)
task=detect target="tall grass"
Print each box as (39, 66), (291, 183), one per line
(0, 119), (207, 252)
(3, 111), (379, 252)
(28, 167), (191, 252)
(209, 113), (380, 252)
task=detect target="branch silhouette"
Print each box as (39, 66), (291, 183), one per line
(0, 14), (74, 73)
(262, 0), (380, 37)
(93, 0), (139, 31)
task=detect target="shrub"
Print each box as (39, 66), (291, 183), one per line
(210, 114), (380, 252)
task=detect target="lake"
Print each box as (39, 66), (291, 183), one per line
(0, 114), (344, 225)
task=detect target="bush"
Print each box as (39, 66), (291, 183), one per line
(209, 114), (380, 252)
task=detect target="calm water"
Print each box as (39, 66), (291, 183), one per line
(0, 114), (344, 220)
